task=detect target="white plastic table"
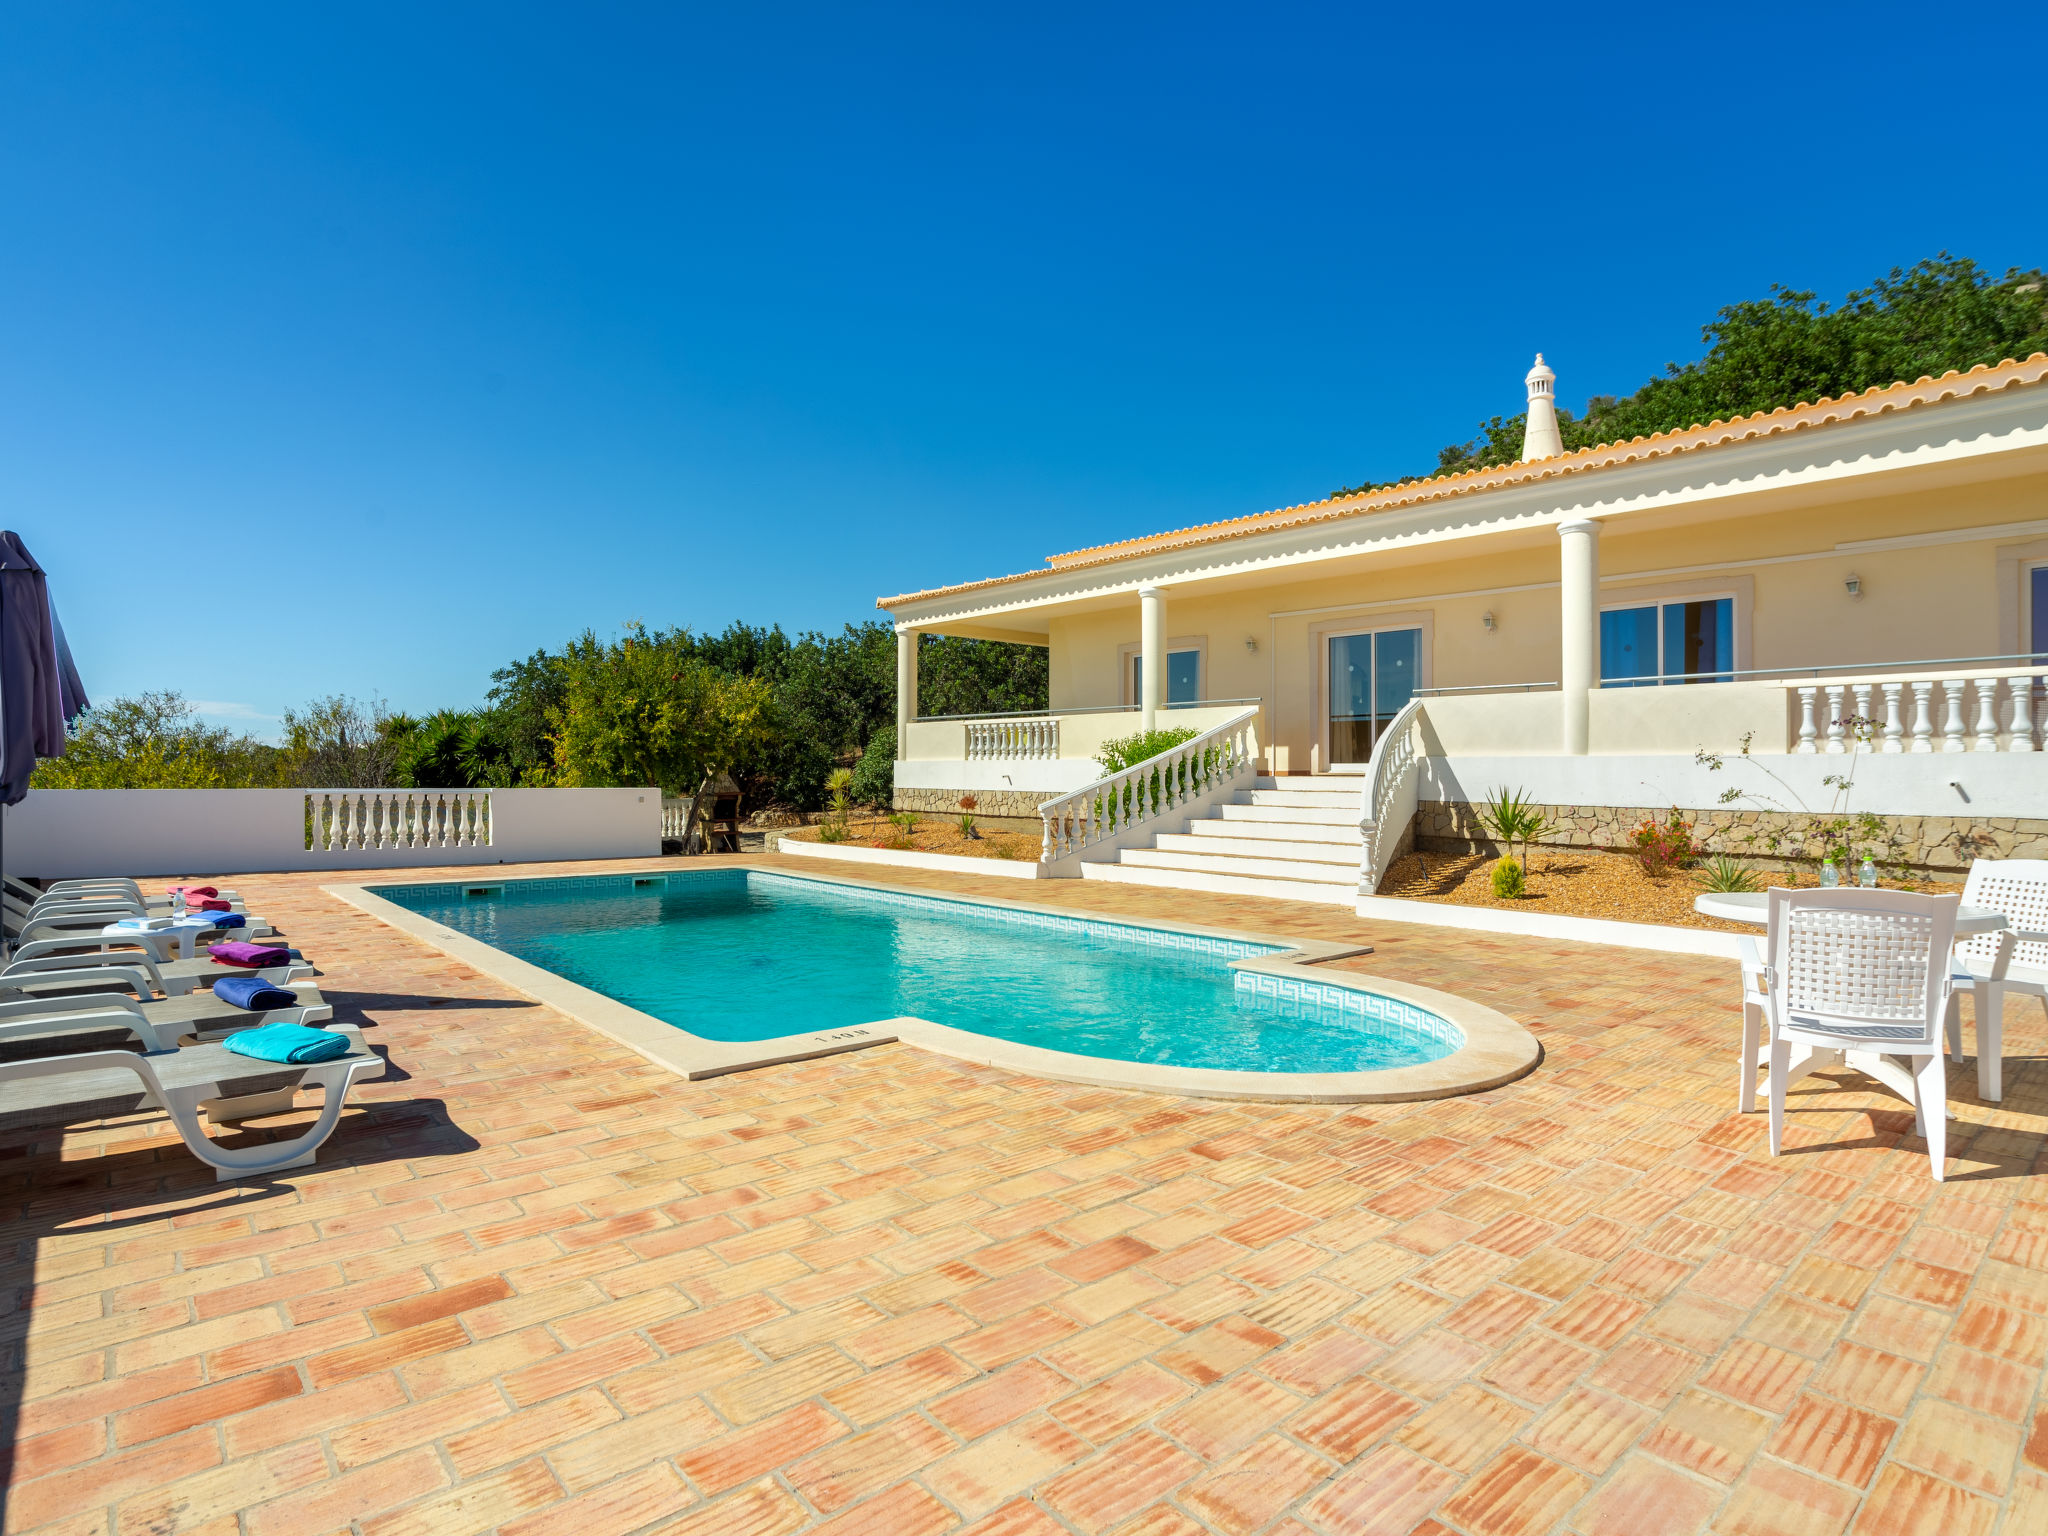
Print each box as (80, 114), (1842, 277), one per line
(1695, 891), (2009, 933)
(1697, 892), (2009, 1117)
(100, 914), (230, 961)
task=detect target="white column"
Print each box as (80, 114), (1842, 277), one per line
(1139, 585), (1166, 733)
(895, 627), (918, 760)
(1558, 521), (1601, 755)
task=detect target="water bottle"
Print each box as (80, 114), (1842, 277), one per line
(1859, 858), (1877, 888)
(1820, 860), (1839, 888)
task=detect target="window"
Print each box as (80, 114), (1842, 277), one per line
(1327, 627), (1420, 764)
(2032, 563), (2048, 664)
(1131, 649), (1201, 709)
(1601, 597), (1734, 686)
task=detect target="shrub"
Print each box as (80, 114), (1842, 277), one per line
(1630, 809), (1699, 873)
(848, 726), (895, 808)
(1692, 854), (1761, 894)
(1491, 857), (1526, 899)
(957, 793), (979, 840)
(1096, 727), (1198, 775)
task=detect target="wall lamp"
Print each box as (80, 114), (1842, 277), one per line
(1845, 574), (1863, 598)
(1244, 635), (1260, 654)
(1482, 611), (1496, 631)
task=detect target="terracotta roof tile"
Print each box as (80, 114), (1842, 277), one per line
(877, 353), (2048, 610)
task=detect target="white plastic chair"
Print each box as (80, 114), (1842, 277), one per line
(1761, 888), (1960, 1181)
(1944, 859), (2048, 1103)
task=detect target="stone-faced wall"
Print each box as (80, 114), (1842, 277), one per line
(1413, 800), (2048, 875)
(893, 785), (1045, 831)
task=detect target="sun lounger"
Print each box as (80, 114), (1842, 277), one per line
(0, 1025), (382, 1180)
(0, 979), (330, 1052)
(2, 940), (314, 996)
(6, 876), (244, 914)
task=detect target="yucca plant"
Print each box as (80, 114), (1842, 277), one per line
(1692, 854), (1761, 894)
(1477, 786), (1552, 869)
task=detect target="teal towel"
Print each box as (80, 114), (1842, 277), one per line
(223, 1025), (351, 1064)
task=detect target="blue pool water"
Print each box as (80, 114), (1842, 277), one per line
(372, 870), (1461, 1074)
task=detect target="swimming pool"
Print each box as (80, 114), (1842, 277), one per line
(370, 869), (1463, 1075)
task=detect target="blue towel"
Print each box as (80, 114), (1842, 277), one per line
(213, 976), (298, 1011)
(205, 912), (247, 930)
(223, 1024), (351, 1064)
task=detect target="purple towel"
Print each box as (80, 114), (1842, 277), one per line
(210, 941), (291, 968)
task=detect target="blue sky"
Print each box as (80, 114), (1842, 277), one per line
(5, 3), (2044, 735)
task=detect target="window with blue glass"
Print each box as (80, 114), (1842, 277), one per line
(2032, 564), (2047, 664)
(1130, 649), (1201, 708)
(1600, 597), (1734, 685)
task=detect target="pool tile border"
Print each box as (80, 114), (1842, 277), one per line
(325, 864), (1540, 1103)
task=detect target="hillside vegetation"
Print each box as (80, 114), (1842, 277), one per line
(1335, 255), (2048, 497)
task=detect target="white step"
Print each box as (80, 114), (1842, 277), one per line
(1237, 788), (1363, 809)
(1153, 832), (1360, 864)
(1216, 803), (1358, 827)
(1184, 819), (1361, 847)
(1252, 775), (1364, 792)
(1118, 848), (1357, 883)
(1079, 861), (1357, 906)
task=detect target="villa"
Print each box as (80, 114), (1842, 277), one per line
(881, 354), (2048, 903)
(7, 362), (2048, 1536)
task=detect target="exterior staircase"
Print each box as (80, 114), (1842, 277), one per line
(1078, 776), (1363, 905)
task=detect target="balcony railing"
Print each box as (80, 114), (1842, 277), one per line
(967, 718), (1059, 759)
(1793, 675), (2042, 753)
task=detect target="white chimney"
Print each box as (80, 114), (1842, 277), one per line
(1520, 353), (1563, 462)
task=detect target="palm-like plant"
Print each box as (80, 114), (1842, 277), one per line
(1476, 786), (1553, 870)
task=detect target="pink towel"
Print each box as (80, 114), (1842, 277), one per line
(169, 885), (220, 898)
(184, 896), (232, 912)
(210, 941), (291, 968)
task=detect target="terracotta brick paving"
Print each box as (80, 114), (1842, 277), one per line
(4, 852), (2046, 1534)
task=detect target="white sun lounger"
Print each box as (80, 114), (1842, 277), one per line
(0, 1025), (382, 1180)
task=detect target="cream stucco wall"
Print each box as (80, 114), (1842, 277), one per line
(1038, 468), (2048, 774)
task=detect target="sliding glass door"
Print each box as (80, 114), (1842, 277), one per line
(1327, 627), (1419, 769)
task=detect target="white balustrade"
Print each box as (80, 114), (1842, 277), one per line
(1791, 671), (2046, 755)
(305, 790), (491, 853)
(1941, 680), (1968, 752)
(661, 797), (691, 839)
(1358, 697), (1425, 896)
(1910, 682), (1936, 752)
(966, 717), (1060, 760)
(1038, 709), (1256, 863)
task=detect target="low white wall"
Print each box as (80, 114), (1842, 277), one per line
(4, 788), (662, 879)
(893, 760), (1103, 797)
(1419, 684), (1793, 757)
(1421, 753), (2044, 821)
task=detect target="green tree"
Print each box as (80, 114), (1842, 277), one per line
(281, 695), (404, 787)
(918, 635), (1050, 718)
(32, 692), (286, 789)
(550, 625), (773, 825)
(1336, 256), (2048, 494)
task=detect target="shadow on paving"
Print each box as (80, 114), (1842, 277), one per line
(0, 1092), (480, 1518)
